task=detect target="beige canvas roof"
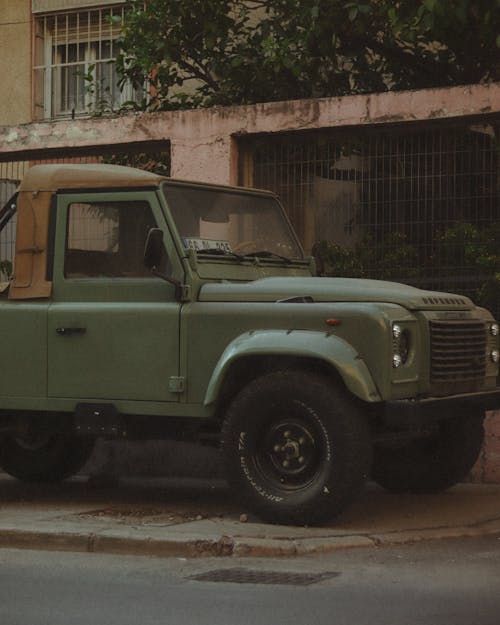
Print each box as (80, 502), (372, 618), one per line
(19, 163), (167, 192)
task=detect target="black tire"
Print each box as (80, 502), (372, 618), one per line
(221, 369), (371, 526)
(371, 414), (485, 494)
(0, 427), (95, 483)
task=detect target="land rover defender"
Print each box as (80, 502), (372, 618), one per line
(0, 163), (498, 525)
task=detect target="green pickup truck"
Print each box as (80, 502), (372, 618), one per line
(0, 163), (499, 525)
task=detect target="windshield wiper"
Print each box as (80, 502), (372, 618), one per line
(197, 248), (295, 264)
(243, 250), (293, 263)
(198, 248), (246, 261)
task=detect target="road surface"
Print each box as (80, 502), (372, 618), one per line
(1, 534), (499, 625)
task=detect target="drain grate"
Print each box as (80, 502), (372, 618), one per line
(188, 568), (340, 586)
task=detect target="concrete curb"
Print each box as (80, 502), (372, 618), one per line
(1, 479), (500, 559)
(0, 518), (499, 559)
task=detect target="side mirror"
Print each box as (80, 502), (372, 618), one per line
(144, 228), (165, 271)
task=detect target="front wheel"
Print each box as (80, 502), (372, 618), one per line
(0, 426), (95, 483)
(371, 414), (485, 494)
(221, 370), (371, 526)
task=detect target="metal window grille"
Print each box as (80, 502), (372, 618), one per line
(241, 119), (500, 319)
(33, 4), (140, 120)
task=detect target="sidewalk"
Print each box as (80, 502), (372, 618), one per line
(1, 474), (499, 558)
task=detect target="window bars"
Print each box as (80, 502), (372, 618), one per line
(242, 120), (500, 319)
(33, 5), (139, 120)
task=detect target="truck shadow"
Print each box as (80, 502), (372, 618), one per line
(0, 473), (236, 524)
(0, 469), (498, 532)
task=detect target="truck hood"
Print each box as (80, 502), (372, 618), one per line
(198, 277), (474, 311)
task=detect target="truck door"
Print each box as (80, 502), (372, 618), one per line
(47, 191), (182, 404)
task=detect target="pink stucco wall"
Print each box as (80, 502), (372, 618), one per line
(1, 82), (500, 185)
(471, 411), (500, 483)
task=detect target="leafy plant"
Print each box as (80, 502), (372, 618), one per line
(313, 231), (419, 281)
(113, 0), (500, 111)
(435, 222), (500, 313)
(0, 260), (12, 281)
(103, 151), (170, 177)
(313, 221), (500, 318)
(312, 240), (365, 278)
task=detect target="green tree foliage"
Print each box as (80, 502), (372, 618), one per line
(313, 221), (500, 316)
(116, 0), (500, 110)
(0, 260), (12, 281)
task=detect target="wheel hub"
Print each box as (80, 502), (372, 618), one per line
(264, 421), (318, 483)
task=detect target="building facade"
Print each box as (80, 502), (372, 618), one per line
(0, 0), (134, 125)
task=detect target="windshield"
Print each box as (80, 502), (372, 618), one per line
(162, 184), (303, 260)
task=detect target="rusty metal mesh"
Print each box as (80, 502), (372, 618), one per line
(244, 119), (500, 319)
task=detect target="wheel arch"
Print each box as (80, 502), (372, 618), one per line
(204, 330), (381, 416)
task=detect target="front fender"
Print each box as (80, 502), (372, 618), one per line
(204, 329), (381, 406)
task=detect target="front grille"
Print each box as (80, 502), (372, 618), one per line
(430, 320), (487, 392)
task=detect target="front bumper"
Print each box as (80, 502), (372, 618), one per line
(383, 388), (500, 426)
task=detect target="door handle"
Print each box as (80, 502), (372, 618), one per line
(56, 327), (86, 336)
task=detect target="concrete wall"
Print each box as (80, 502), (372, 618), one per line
(2, 82), (500, 185)
(471, 412), (500, 484)
(0, 1), (32, 125)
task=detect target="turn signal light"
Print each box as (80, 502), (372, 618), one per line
(325, 318), (342, 327)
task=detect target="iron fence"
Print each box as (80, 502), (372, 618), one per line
(241, 118), (500, 320)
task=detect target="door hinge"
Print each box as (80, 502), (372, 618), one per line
(169, 376), (186, 393)
(180, 284), (191, 301)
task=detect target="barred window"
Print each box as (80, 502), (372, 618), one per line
(33, 4), (140, 120)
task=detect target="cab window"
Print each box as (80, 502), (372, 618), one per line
(65, 200), (166, 278)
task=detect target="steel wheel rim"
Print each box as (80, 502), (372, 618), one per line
(255, 416), (324, 491)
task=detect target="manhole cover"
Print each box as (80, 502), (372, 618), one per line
(188, 568), (340, 586)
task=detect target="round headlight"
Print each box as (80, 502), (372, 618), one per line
(490, 323), (499, 337)
(491, 350), (499, 363)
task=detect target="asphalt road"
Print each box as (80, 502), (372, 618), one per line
(1, 535), (499, 625)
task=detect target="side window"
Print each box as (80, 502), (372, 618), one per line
(65, 200), (167, 278)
